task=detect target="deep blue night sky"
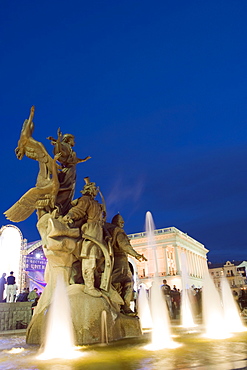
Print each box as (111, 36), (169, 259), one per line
(1, 1), (247, 263)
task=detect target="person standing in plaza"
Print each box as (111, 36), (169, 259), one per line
(6, 271), (17, 302)
(171, 285), (181, 319)
(161, 279), (173, 318)
(0, 273), (6, 302)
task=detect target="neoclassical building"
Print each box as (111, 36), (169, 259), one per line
(127, 226), (209, 289)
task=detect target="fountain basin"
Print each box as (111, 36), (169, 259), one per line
(2, 326), (247, 370)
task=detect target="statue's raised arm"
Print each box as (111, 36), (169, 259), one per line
(4, 107), (59, 222)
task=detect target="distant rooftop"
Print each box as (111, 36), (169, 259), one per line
(128, 226), (205, 248)
(208, 260), (246, 268)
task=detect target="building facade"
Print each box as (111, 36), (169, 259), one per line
(128, 226), (209, 289)
(208, 260), (247, 294)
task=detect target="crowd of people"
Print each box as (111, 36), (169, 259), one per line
(160, 279), (202, 319)
(1, 270), (245, 320)
(0, 270), (199, 320)
(159, 279), (247, 319)
(0, 271), (41, 311)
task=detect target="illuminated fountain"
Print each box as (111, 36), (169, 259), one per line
(145, 211), (159, 277)
(221, 276), (245, 333)
(137, 284), (153, 330)
(100, 310), (108, 345)
(144, 211), (179, 349)
(180, 252), (197, 328)
(2, 233), (247, 369)
(145, 280), (180, 350)
(202, 270), (246, 340)
(202, 270), (231, 339)
(37, 275), (81, 360)
(181, 289), (196, 328)
(2, 108), (247, 369)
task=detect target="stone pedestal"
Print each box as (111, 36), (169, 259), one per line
(0, 302), (32, 331)
(26, 284), (142, 345)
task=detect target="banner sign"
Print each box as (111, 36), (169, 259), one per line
(25, 256), (47, 271)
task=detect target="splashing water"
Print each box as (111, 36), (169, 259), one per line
(202, 271), (231, 339)
(180, 252), (196, 328)
(144, 212), (180, 350)
(37, 276), (81, 360)
(6, 348), (25, 354)
(221, 276), (246, 333)
(137, 284), (153, 330)
(101, 310), (109, 345)
(181, 289), (196, 328)
(145, 211), (159, 277)
(145, 280), (180, 350)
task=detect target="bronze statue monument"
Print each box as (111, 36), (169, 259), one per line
(4, 106), (147, 345)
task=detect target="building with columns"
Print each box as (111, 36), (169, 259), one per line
(127, 226), (209, 289)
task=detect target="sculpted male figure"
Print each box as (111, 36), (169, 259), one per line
(105, 214), (147, 315)
(48, 129), (91, 215)
(63, 177), (104, 297)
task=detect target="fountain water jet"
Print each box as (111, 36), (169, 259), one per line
(145, 211), (159, 277)
(180, 252), (197, 328)
(202, 271), (231, 339)
(144, 211), (179, 350)
(137, 284), (153, 330)
(181, 289), (197, 328)
(37, 276), (81, 360)
(221, 276), (246, 333)
(144, 279), (181, 350)
(101, 310), (109, 345)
